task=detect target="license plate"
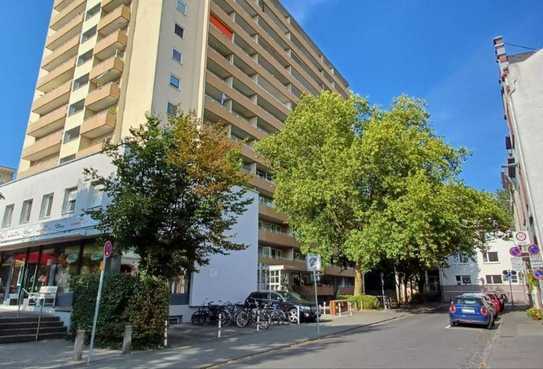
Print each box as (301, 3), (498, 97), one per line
(462, 307), (475, 314)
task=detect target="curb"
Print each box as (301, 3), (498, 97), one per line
(201, 314), (407, 369)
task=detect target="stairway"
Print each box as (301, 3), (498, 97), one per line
(0, 315), (67, 344)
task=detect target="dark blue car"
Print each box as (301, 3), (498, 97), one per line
(449, 295), (495, 329)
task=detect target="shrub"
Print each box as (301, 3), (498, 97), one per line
(71, 273), (169, 349)
(527, 308), (543, 320)
(339, 294), (381, 310)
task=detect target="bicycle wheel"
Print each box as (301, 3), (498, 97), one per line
(259, 311), (271, 330)
(235, 310), (250, 328)
(191, 312), (206, 325)
(271, 309), (287, 324)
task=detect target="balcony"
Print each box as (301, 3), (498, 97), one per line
(259, 204), (287, 223)
(81, 109), (116, 139)
(94, 30), (128, 61)
(248, 174), (275, 196)
(98, 5), (130, 37)
(259, 228), (298, 248)
(50, 0), (86, 31)
(42, 36), (79, 72)
(85, 83), (120, 112)
(46, 14), (83, 51)
(21, 130), (63, 162)
(27, 105), (67, 138)
(77, 142), (105, 159)
(32, 81), (72, 116)
(90, 56), (124, 86)
(260, 257), (305, 271)
(295, 284), (335, 297)
(54, 0), (75, 11)
(36, 58), (76, 93)
(102, 0), (131, 13)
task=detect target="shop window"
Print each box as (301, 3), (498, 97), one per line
(54, 244), (82, 294)
(81, 242), (103, 274)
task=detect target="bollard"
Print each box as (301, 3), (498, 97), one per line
(256, 309), (260, 332)
(339, 302), (342, 317)
(164, 319), (168, 347)
(122, 325), (132, 354)
(323, 302), (327, 316)
(218, 313), (222, 338)
(348, 302), (353, 316)
(73, 329), (85, 361)
(297, 306), (300, 326)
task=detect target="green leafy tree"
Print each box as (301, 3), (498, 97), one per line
(257, 92), (508, 296)
(85, 113), (251, 280)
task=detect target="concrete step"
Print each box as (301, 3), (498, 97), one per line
(0, 316), (60, 324)
(0, 320), (62, 330)
(0, 331), (67, 344)
(0, 326), (66, 337)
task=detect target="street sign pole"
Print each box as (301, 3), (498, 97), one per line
(88, 241), (112, 364)
(313, 270), (320, 338)
(381, 272), (387, 310)
(509, 271), (515, 307)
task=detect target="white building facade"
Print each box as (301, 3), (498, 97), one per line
(440, 237), (530, 304)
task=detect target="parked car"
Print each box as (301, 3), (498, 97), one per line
(449, 295), (495, 329)
(461, 293), (499, 316)
(244, 291), (320, 323)
(486, 293), (504, 313)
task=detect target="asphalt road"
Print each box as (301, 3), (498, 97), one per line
(222, 311), (498, 368)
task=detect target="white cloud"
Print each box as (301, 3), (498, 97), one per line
(281, 0), (331, 24)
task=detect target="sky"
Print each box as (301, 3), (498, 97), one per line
(1, 1), (542, 192)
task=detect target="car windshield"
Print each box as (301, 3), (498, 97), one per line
(277, 291), (310, 303)
(455, 297), (481, 305)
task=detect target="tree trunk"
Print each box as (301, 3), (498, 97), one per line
(536, 286), (542, 310)
(354, 262), (364, 296)
(403, 275), (408, 304)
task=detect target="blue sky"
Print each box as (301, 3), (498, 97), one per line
(1, 1), (542, 192)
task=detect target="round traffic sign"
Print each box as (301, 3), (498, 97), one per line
(529, 244), (540, 255)
(516, 232), (528, 242)
(509, 246), (522, 257)
(534, 269), (543, 280)
(104, 240), (113, 258)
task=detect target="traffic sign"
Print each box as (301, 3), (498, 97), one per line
(534, 269), (543, 280)
(510, 246), (522, 257)
(514, 231), (530, 245)
(306, 254), (321, 272)
(529, 244), (540, 255)
(104, 240), (113, 258)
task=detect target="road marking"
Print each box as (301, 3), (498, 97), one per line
(445, 324), (451, 329)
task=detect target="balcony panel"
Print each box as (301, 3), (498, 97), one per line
(97, 5), (130, 37)
(50, 0), (86, 31)
(54, 0), (75, 11)
(32, 82), (72, 116)
(21, 131), (63, 162)
(46, 15), (84, 51)
(94, 30), (128, 61)
(77, 142), (105, 159)
(259, 228), (298, 248)
(37, 58), (76, 93)
(90, 57), (124, 86)
(27, 105), (67, 138)
(249, 175), (275, 197)
(81, 109), (116, 139)
(85, 83), (120, 111)
(259, 204), (288, 223)
(42, 36), (79, 72)
(260, 257), (305, 271)
(102, 0), (131, 13)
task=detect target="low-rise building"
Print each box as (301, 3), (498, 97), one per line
(440, 237), (530, 304)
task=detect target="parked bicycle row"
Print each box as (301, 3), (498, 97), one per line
(191, 290), (321, 328)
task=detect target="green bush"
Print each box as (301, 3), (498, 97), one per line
(71, 273), (169, 349)
(339, 294), (381, 310)
(527, 308), (543, 320)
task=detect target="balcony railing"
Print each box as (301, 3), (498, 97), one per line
(98, 5), (130, 37)
(102, 0), (132, 13)
(259, 227), (298, 248)
(50, 0), (86, 31)
(36, 57), (76, 93)
(42, 35), (79, 72)
(27, 105), (67, 138)
(81, 109), (116, 139)
(21, 130), (63, 162)
(94, 30), (128, 61)
(32, 81), (72, 116)
(90, 56), (124, 86)
(85, 82), (120, 112)
(46, 14), (84, 51)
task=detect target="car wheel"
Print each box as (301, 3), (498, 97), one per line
(487, 315), (495, 329)
(450, 321), (457, 327)
(287, 308), (299, 324)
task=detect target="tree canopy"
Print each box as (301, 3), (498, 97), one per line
(256, 91), (510, 295)
(85, 113), (252, 280)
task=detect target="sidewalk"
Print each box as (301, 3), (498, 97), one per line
(0, 310), (402, 369)
(485, 309), (543, 368)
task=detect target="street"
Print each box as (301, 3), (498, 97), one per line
(220, 311), (509, 369)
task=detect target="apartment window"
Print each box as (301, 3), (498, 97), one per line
(176, 0), (188, 15)
(39, 193), (54, 219)
(60, 154), (76, 164)
(259, 195), (274, 208)
(256, 168), (273, 182)
(68, 100), (85, 116)
(172, 48), (183, 63)
(482, 251), (499, 263)
(511, 273), (519, 284)
(174, 24), (184, 38)
(19, 199), (33, 224)
(452, 252), (469, 264)
(77, 50), (93, 66)
(73, 74), (89, 91)
(167, 102), (177, 116)
(88, 183), (104, 208)
(455, 275), (471, 286)
(169, 74), (180, 89)
(86, 4), (101, 20)
(81, 26), (97, 43)
(62, 187), (78, 215)
(1, 204), (14, 228)
(486, 275), (503, 284)
(64, 126), (81, 143)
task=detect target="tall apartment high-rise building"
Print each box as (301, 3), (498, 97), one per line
(494, 37), (543, 284)
(1, 0), (353, 311)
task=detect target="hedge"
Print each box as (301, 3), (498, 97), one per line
(527, 308), (543, 320)
(339, 294), (381, 310)
(71, 273), (169, 349)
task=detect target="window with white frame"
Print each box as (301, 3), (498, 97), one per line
(1, 204), (14, 228)
(39, 193), (54, 219)
(169, 74), (181, 89)
(77, 50), (93, 66)
(88, 183), (104, 208)
(19, 199), (33, 224)
(455, 275), (471, 286)
(73, 74), (89, 91)
(81, 26), (97, 43)
(176, 0), (188, 15)
(482, 251), (499, 263)
(62, 187), (78, 215)
(172, 48), (183, 63)
(167, 102), (177, 116)
(86, 4), (101, 20)
(452, 252), (469, 264)
(64, 126), (81, 143)
(485, 275), (503, 284)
